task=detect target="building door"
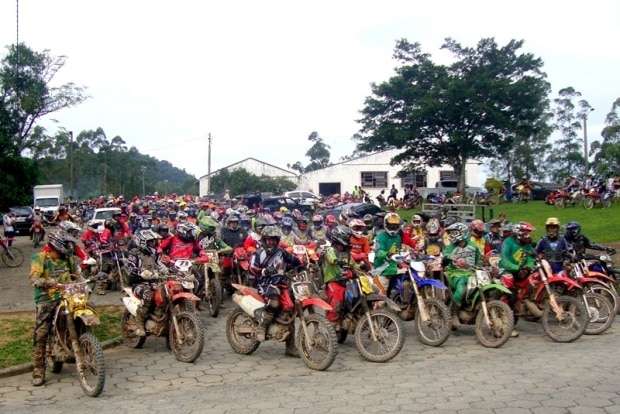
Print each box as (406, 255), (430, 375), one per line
(318, 182), (341, 196)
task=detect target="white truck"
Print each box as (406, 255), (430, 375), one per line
(33, 184), (64, 220)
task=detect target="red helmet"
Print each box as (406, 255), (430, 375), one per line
(514, 221), (535, 241)
(325, 214), (337, 226)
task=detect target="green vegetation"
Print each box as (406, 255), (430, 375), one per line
(0, 306), (122, 369)
(210, 167), (296, 196)
(399, 201), (620, 243)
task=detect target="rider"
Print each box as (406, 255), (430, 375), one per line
(402, 214), (424, 251)
(295, 216), (311, 244)
(485, 219), (503, 254)
(443, 223), (482, 312)
(535, 218), (569, 273)
(30, 230), (81, 386)
(159, 222), (204, 260)
(563, 221), (615, 258)
(362, 214), (375, 241)
(373, 212), (403, 293)
(220, 215), (247, 249)
(322, 225), (355, 331)
(423, 217), (443, 256)
(249, 226), (301, 355)
(125, 229), (162, 337)
(309, 214), (328, 244)
(469, 219), (492, 256)
(349, 218), (370, 267)
(280, 217), (300, 247)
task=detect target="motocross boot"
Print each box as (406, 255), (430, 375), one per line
(255, 308), (273, 342)
(285, 324), (299, 358)
(134, 307), (147, 337)
(31, 343), (46, 386)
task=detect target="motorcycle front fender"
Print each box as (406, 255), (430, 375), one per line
(416, 277), (447, 290)
(585, 271), (615, 284)
(172, 292), (200, 303)
(480, 282), (512, 296)
(74, 308), (100, 326)
(239, 261), (250, 271)
(301, 297), (333, 311)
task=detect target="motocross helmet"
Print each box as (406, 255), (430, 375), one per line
(426, 218), (441, 236)
(239, 214), (251, 231)
(199, 216), (218, 236)
(177, 222), (199, 242)
(348, 218), (366, 238)
(133, 229), (161, 256)
(226, 215), (240, 230)
(58, 220), (81, 238)
(565, 221), (581, 240)
(339, 207), (353, 224)
(469, 219), (485, 237)
(297, 216), (309, 232)
(411, 214), (423, 228)
(312, 214), (323, 229)
(545, 217), (560, 238)
(273, 211), (283, 223)
(48, 230), (77, 257)
(514, 221), (535, 243)
(177, 211), (188, 221)
(445, 222), (469, 244)
(281, 216), (294, 233)
(383, 212), (402, 236)
(261, 225), (282, 253)
(325, 214), (337, 228)
(362, 214), (374, 230)
(328, 225), (352, 248)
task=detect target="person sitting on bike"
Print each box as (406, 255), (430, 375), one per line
(309, 214), (328, 244)
(423, 217), (444, 256)
(58, 220), (90, 263)
(159, 222), (205, 260)
(30, 208), (45, 240)
(373, 212), (403, 293)
(220, 215), (247, 249)
(362, 214), (375, 241)
(402, 214), (424, 251)
(30, 230), (81, 386)
(81, 222), (101, 254)
(198, 216), (233, 254)
(443, 223), (482, 312)
(322, 225), (355, 332)
(249, 226), (301, 354)
(112, 211), (132, 239)
(349, 218), (370, 268)
(485, 219), (503, 254)
(52, 206), (72, 223)
(563, 221), (615, 258)
(535, 218), (569, 274)
(126, 229), (162, 336)
(469, 219), (492, 257)
(295, 216), (311, 244)
(280, 216), (301, 247)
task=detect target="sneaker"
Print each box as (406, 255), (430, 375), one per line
(32, 369), (45, 386)
(510, 329), (519, 338)
(135, 328), (146, 337)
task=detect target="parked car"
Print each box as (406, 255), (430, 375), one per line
(3, 206), (34, 236)
(262, 196), (302, 213)
(284, 191), (321, 205)
(88, 207), (121, 228)
(322, 203), (384, 220)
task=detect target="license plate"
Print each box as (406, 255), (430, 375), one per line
(15, 217), (26, 222)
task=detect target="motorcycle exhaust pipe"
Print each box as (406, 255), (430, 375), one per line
(523, 299), (543, 318)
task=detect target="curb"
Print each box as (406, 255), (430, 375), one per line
(0, 336), (122, 379)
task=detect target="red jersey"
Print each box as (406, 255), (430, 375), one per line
(159, 235), (203, 260)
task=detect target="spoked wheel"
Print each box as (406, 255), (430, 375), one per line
(354, 309), (405, 363)
(207, 273), (222, 318)
(121, 310), (146, 349)
(77, 332), (105, 397)
(297, 314), (337, 371)
(415, 298), (450, 347)
(555, 198), (565, 209)
(226, 308), (260, 354)
(583, 291), (615, 335)
(583, 198), (594, 209)
(590, 284), (619, 315)
(169, 311), (205, 363)
(542, 295), (588, 342)
(475, 300), (514, 348)
(33, 232), (43, 248)
(1, 246), (24, 268)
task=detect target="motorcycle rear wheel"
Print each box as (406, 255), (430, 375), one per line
(583, 291), (615, 335)
(121, 310), (146, 349)
(169, 311), (205, 363)
(354, 309), (404, 363)
(77, 332), (105, 397)
(415, 298), (450, 347)
(542, 295), (587, 342)
(474, 300), (513, 348)
(226, 308), (260, 354)
(297, 313), (337, 370)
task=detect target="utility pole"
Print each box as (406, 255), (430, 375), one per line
(583, 107), (594, 179)
(207, 132), (212, 195)
(141, 166), (146, 197)
(69, 131), (74, 200)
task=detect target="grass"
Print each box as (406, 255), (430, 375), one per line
(399, 200), (620, 243)
(0, 306), (122, 369)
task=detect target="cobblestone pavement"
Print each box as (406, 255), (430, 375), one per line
(1, 304), (619, 414)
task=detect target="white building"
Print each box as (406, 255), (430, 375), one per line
(199, 157), (298, 197)
(298, 149), (485, 197)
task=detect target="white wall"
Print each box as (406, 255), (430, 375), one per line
(298, 149), (485, 197)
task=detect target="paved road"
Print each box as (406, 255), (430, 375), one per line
(1, 304), (619, 414)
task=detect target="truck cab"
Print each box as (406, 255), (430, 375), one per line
(33, 184), (64, 221)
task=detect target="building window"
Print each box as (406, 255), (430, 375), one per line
(439, 170), (456, 181)
(361, 171), (388, 188)
(401, 173), (427, 188)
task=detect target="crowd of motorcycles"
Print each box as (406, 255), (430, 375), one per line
(22, 192), (620, 397)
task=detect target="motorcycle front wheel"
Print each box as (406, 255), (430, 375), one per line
(297, 313), (337, 370)
(583, 291), (615, 335)
(0, 246), (24, 268)
(169, 311), (205, 363)
(77, 332), (106, 397)
(121, 310), (146, 349)
(415, 298), (450, 347)
(354, 309), (404, 363)
(475, 300), (514, 348)
(542, 295), (587, 342)
(226, 308), (260, 354)
(583, 198), (594, 209)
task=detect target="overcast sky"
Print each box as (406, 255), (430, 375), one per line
(1, 0), (619, 178)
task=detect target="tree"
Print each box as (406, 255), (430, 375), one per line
(591, 97), (620, 177)
(289, 131), (331, 173)
(546, 87), (591, 181)
(210, 168), (296, 195)
(356, 38), (551, 193)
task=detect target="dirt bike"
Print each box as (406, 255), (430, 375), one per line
(583, 188), (613, 209)
(290, 243), (323, 293)
(232, 246), (251, 285)
(335, 267), (405, 362)
(96, 242), (128, 292)
(226, 272), (337, 371)
(0, 235), (24, 268)
(502, 258), (588, 343)
(193, 250), (223, 317)
(554, 189), (583, 208)
(32, 223), (45, 248)
(448, 266), (514, 348)
(47, 272), (106, 397)
(121, 265), (205, 363)
(582, 251), (620, 314)
(387, 252), (451, 347)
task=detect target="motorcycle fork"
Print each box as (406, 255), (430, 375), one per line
(479, 292), (491, 327)
(410, 271), (429, 322)
(295, 303), (313, 349)
(66, 314), (86, 376)
(359, 281), (379, 341)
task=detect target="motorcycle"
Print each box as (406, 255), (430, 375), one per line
(121, 264), (205, 363)
(226, 272), (337, 371)
(96, 242), (128, 291)
(0, 235), (24, 268)
(47, 269), (106, 397)
(336, 267), (405, 362)
(502, 258), (588, 342)
(193, 250), (223, 317)
(232, 246), (251, 286)
(554, 189), (583, 208)
(290, 243), (323, 293)
(583, 251), (620, 314)
(32, 223), (45, 248)
(388, 252), (451, 347)
(583, 188), (613, 209)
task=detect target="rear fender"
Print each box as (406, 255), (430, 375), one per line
(301, 297), (333, 311)
(232, 283), (264, 302)
(172, 292), (200, 303)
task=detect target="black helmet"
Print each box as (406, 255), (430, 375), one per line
(177, 222), (199, 242)
(48, 230), (77, 256)
(565, 221), (581, 240)
(328, 225), (352, 247)
(133, 229), (161, 256)
(155, 224), (170, 238)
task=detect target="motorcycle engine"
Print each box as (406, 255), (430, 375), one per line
(145, 319), (166, 336)
(267, 323), (290, 342)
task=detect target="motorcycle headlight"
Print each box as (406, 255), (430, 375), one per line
(182, 281), (194, 290)
(69, 293), (88, 309)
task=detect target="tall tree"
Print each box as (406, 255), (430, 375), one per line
(356, 38), (551, 192)
(590, 97), (620, 177)
(547, 87), (591, 181)
(288, 131), (331, 173)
